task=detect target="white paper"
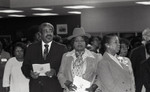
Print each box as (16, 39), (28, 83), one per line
(73, 76), (91, 92)
(32, 63), (50, 76)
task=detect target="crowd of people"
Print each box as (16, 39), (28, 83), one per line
(0, 22), (150, 92)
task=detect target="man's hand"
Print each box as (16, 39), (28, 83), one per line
(86, 84), (98, 92)
(30, 70), (39, 79)
(64, 80), (77, 91)
(45, 68), (56, 78)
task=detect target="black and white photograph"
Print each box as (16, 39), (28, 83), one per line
(0, 0), (150, 92)
(57, 24), (68, 35)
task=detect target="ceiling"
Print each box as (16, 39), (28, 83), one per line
(0, 0), (144, 18)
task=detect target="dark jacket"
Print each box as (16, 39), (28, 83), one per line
(21, 41), (67, 92)
(129, 44), (146, 92)
(143, 57), (150, 92)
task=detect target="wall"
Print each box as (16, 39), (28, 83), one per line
(0, 15), (81, 41)
(81, 5), (150, 34)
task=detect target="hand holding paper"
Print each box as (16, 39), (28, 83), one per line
(73, 76), (91, 92)
(86, 84), (98, 92)
(30, 70), (39, 79)
(64, 80), (77, 91)
(45, 68), (56, 78)
(32, 63), (50, 76)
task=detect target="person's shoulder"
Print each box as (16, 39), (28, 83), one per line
(145, 57), (150, 64)
(6, 57), (16, 64)
(64, 50), (74, 57)
(123, 56), (130, 60)
(1, 50), (10, 56)
(130, 44), (145, 55)
(8, 57), (16, 61)
(142, 57), (150, 67)
(90, 51), (102, 59)
(100, 53), (110, 63)
(52, 41), (67, 50)
(132, 44), (145, 51)
(96, 53), (102, 57)
(27, 41), (41, 48)
(63, 52), (71, 57)
(53, 41), (65, 47)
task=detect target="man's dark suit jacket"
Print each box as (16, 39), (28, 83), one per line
(143, 57), (150, 92)
(129, 44), (146, 92)
(21, 41), (67, 92)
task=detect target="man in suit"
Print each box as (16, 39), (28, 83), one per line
(129, 28), (150, 92)
(21, 22), (67, 92)
(143, 41), (150, 92)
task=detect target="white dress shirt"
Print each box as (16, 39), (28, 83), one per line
(42, 41), (52, 56)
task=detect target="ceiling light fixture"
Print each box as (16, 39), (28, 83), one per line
(0, 10), (23, 13)
(31, 8), (53, 11)
(136, 1), (150, 5)
(8, 14), (26, 17)
(33, 13), (58, 16)
(64, 5), (95, 9)
(68, 11), (81, 14)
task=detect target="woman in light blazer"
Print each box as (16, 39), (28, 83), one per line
(97, 33), (135, 92)
(58, 27), (102, 92)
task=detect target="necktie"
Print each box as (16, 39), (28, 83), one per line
(44, 44), (49, 60)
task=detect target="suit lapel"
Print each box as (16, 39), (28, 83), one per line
(38, 41), (43, 60)
(142, 45), (146, 59)
(68, 56), (74, 81)
(103, 52), (123, 69)
(46, 41), (54, 60)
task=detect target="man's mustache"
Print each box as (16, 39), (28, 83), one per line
(46, 35), (52, 38)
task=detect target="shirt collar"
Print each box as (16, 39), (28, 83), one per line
(107, 52), (117, 60)
(107, 52), (123, 68)
(66, 48), (95, 60)
(42, 41), (52, 46)
(42, 41), (52, 52)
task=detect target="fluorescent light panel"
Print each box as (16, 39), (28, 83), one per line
(68, 11), (81, 14)
(8, 14), (26, 17)
(33, 13), (58, 16)
(136, 1), (150, 5)
(0, 10), (23, 13)
(31, 8), (52, 11)
(64, 5), (95, 9)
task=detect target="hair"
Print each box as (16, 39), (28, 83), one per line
(142, 28), (150, 37)
(70, 36), (89, 48)
(12, 42), (27, 57)
(120, 38), (130, 47)
(89, 36), (102, 44)
(39, 22), (54, 33)
(53, 35), (62, 43)
(130, 36), (142, 49)
(117, 38), (130, 56)
(100, 33), (118, 55)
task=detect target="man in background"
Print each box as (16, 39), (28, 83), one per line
(129, 28), (150, 92)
